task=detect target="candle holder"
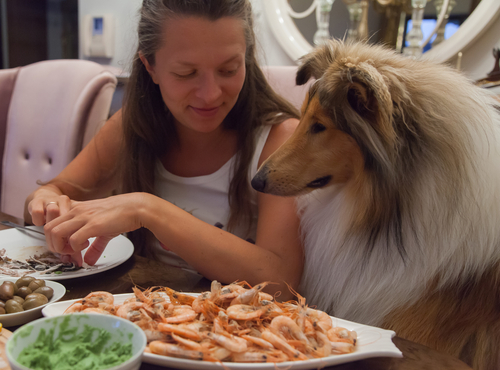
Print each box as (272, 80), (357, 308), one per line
(403, 0), (428, 58)
(313, 0), (336, 45)
(342, 0), (370, 42)
(344, 1), (364, 42)
(432, 0), (455, 46)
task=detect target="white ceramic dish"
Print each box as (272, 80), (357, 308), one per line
(0, 277), (65, 327)
(0, 227), (134, 280)
(6, 313), (147, 370)
(43, 293), (403, 369)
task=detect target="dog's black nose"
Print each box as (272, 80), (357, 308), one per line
(251, 173), (267, 192)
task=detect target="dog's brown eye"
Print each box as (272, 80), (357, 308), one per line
(310, 122), (326, 134)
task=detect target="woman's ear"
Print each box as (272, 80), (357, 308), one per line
(139, 53), (159, 84)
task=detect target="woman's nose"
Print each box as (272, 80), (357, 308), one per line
(195, 73), (222, 103)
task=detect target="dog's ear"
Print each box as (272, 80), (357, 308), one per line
(342, 62), (393, 124)
(346, 81), (371, 117)
(332, 60), (396, 170)
(296, 42), (338, 85)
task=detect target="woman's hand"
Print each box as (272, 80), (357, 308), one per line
(44, 193), (148, 266)
(27, 187), (72, 226)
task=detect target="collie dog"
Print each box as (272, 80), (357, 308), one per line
(252, 40), (500, 370)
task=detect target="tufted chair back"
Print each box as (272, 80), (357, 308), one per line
(0, 59), (117, 219)
(262, 65), (313, 111)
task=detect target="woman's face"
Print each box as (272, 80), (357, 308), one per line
(141, 16), (247, 135)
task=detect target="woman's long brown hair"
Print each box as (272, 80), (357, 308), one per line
(121, 0), (299, 253)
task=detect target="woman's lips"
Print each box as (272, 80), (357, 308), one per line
(190, 106), (220, 117)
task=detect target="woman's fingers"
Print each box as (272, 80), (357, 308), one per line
(28, 195), (73, 225)
(43, 194), (142, 265)
(45, 202), (60, 223)
(83, 236), (114, 266)
(70, 251), (83, 267)
(45, 214), (88, 255)
(28, 199), (46, 226)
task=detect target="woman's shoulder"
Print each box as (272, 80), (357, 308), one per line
(258, 118), (299, 166)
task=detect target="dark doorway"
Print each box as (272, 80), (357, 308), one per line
(0, 0), (78, 69)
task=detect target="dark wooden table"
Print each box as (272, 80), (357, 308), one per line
(0, 213), (472, 370)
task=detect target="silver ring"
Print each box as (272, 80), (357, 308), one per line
(46, 202), (58, 206)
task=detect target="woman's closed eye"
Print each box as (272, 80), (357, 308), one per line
(172, 69), (237, 79)
(220, 69), (237, 77)
(173, 71), (196, 78)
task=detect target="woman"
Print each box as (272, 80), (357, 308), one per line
(24, 0), (303, 298)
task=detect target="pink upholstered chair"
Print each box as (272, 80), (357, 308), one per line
(262, 65), (313, 111)
(0, 59), (117, 219)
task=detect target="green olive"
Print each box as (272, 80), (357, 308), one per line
(12, 296), (24, 305)
(24, 293), (48, 303)
(22, 295), (48, 310)
(33, 286), (54, 300)
(15, 276), (36, 288)
(0, 281), (15, 301)
(5, 299), (23, 313)
(0, 300), (5, 308)
(16, 286), (32, 299)
(28, 279), (45, 291)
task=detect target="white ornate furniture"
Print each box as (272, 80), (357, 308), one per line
(262, 0), (500, 64)
(0, 59), (117, 219)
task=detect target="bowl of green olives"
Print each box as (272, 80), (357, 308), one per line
(0, 276), (65, 327)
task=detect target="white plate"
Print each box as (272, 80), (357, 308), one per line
(43, 293), (403, 369)
(0, 277), (65, 327)
(0, 227), (134, 280)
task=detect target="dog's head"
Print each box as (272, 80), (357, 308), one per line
(252, 40), (441, 196)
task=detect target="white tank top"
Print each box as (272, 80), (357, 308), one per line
(149, 124), (273, 273)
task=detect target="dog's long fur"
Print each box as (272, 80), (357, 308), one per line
(252, 40), (500, 369)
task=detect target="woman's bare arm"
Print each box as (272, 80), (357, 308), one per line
(43, 118), (303, 299)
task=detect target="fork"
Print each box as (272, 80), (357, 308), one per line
(0, 221), (45, 235)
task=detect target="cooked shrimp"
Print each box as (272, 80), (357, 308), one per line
(135, 319), (173, 343)
(164, 287), (196, 305)
(231, 351), (270, 363)
(209, 346), (232, 361)
(165, 305), (197, 323)
(232, 349), (290, 363)
(206, 332), (248, 353)
(191, 291), (211, 313)
(259, 292), (274, 302)
(226, 304), (266, 320)
(132, 286), (153, 305)
(64, 291), (114, 313)
(64, 302), (84, 314)
(198, 299), (221, 322)
(241, 335), (275, 350)
(82, 307), (113, 315)
(172, 333), (202, 350)
(261, 329), (308, 361)
(62, 281), (356, 364)
(116, 301), (146, 321)
(306, 307), (333, 332)
(269, 315), (308, 343)
(230, 282), (270, 306)
(313, 331), (332, 357)
(82, 291), (114, 307)
(149, 341), (213, 361)
(158, 323), (202, 341)
(331, 341), (355, 354)
(327, 327), (357, 344)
